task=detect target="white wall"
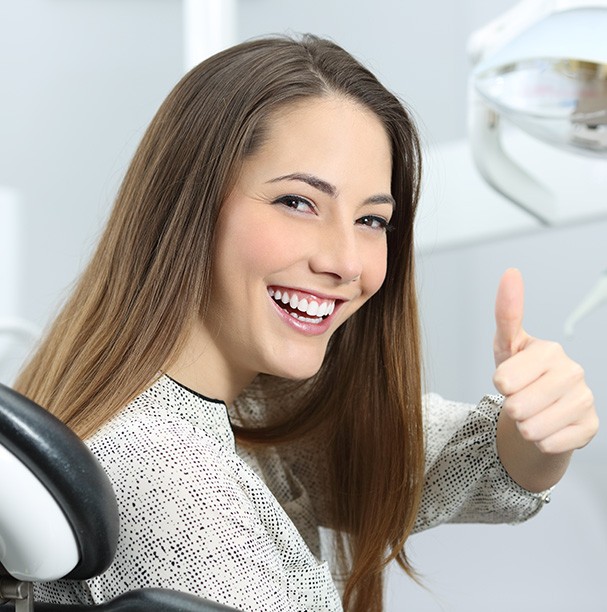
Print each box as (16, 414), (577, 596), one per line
(1, 0), (604, 609)
(0, 0), (183, 322)
(0, 0), (184, 379)
(398, 217), (607, 611)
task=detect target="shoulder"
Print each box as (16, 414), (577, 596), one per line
(85, 382), (244, 503)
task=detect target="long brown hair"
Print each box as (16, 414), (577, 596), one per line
(16, 35), (424, 611)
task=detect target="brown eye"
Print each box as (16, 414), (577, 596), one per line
(273, 195), (315, 213)
(357, 215), (394, 232)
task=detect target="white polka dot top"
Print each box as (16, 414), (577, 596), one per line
(34, 375), (549, 610)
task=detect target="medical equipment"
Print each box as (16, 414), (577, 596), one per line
(0, 384), (237, 611)
(564, 269), (607, 335)
(468, 0), (607, 224)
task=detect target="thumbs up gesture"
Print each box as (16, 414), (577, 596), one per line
(493, 269), (598, 489)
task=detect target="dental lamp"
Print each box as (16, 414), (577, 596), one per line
(468, 0), (607, 224)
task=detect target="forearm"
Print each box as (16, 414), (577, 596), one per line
(496, 409), (572, 493)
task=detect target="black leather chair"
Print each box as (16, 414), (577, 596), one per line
(0, 384), (238, 611)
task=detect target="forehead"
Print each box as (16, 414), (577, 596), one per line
(242, 96), (392, 186)
(268, 95), (389, 149)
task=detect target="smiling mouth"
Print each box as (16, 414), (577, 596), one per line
(268, 287), (336, 324)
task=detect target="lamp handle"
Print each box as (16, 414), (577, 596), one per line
(468, 89), (556, 224)
(564, 270), (607, 336)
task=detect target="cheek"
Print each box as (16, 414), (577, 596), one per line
(216, 210), (296, 282)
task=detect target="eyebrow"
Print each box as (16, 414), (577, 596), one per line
(267, 172), (395, 208)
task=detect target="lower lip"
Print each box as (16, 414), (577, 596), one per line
(269, 297), (337, 336)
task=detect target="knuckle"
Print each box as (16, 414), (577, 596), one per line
(493, 368), (512, 395)
(492, 371), (503, 391)
(568, 362), (585, 384)
(535, 438), (548, 453)
(536, 438), (557, 455)
(546, 340), (564, 359)
(517, 421), (536, 442)
(504, 397), (523, 420)
(586, 412), (600, 438)
(582, 387), (595, 409)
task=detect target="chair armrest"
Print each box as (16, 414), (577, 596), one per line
(1, 588), (241, 611)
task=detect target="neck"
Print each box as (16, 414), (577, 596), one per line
(166, 327), (255, 405)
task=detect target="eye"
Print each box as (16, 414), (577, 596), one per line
(273, 194), (316, 213)
(357, 215), (394, 232)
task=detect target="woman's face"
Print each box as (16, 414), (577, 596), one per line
(193, 96), (393, 396)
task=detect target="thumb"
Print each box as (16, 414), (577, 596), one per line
(494, 268), (527, 366)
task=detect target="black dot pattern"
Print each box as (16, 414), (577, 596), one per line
(414, 393), (551, 531)
(233, 380), (549, 538)
(35, 376), (342, 611)
(34, 379), (549, 609)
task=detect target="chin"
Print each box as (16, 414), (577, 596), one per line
(263, 350), (326, 382)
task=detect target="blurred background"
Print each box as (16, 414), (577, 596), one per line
(0, 1), (605, 610)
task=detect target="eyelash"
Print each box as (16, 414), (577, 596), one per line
(272, 195), (394, 233)
(358, 216), (395, 232)
(273, 194), (315, 213)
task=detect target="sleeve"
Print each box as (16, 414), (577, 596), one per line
(82, 416), (295, 612)
(414, 393), (551, 533)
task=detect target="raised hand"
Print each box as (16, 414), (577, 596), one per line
(493, 269), (598, 468)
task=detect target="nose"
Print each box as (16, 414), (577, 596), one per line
(308, 222), (363, 283)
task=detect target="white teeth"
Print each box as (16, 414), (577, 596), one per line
(288, 311), (323, 324)
(306, 301), (319, 316)
(269, 288), (336, 319)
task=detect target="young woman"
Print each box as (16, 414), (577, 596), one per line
(17, 35), (597, 612)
